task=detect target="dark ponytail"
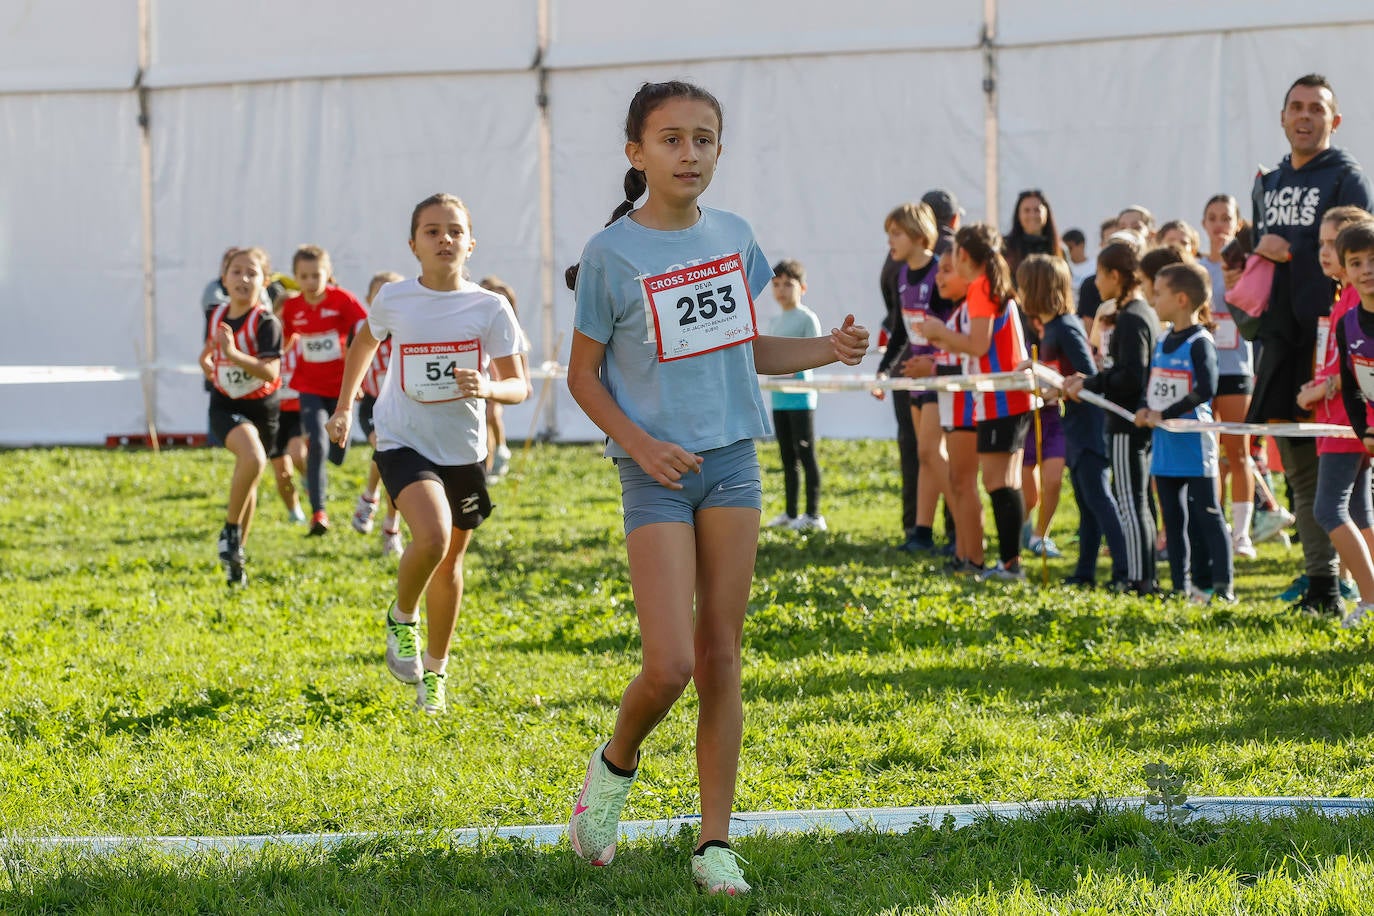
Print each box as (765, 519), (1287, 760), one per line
(565, 80), (724, 291)
(954, 223), (1014, 309)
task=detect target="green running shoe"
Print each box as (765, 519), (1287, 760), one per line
(569, 742), (635, 866)
(385, 607), (422, 684)
(415, 669), (446, 715)
(691, 845), (751, 896)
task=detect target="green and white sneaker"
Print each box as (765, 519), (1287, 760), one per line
(691, 844), (751, 896)
(385, 607), (423, 684)
(415, 669), (446, 715)
(569, 742), (636, 866)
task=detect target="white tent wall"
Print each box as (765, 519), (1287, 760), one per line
(548, 48), (986, 442)
(0, 0), (138, 92)
(544, 0), (981, 67)
(143, 0), (538, 86)
(996, 20), (1374, 262)
(0, 90), (146, 443)
(996, 33), (1227, 244)
(147, 73), (545, 439)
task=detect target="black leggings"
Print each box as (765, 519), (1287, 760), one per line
(774, 409), (820, 517)
(892, 389), (919, 533)
(1110, 431), (1156, 585)
(1156, 475), (1233, 595)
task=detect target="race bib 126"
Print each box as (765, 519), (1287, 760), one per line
(642, 253), (758, 362)
(399, 340), (481, 403)
(216, 363), (265, 399)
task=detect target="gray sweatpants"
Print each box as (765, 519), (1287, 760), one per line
(1276, 436), (1338, 578)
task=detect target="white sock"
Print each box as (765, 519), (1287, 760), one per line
(382, 516), (399, 533)
(1232, 502), (1254, 539)
(423, 651), (448, 675)
(391, 605), (419, 625)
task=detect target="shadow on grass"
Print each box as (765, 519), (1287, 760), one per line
(4, 809), (1373, 914)
(101, 687), (252, 737)
(745, 641), (1374, 748)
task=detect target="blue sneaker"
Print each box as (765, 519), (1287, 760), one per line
(1340, 578), (1359, 601)
(1278, 575), (1309, 603)
(1028, 535), (1063, 559)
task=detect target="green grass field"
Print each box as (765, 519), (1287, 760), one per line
(3, 441), (1374, 914)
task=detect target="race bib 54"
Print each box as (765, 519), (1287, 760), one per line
(399, 340), (480, 403)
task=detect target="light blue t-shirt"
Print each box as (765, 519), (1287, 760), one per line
(1202, 257), (1253, 378)
(574, 207), (774, 458)
(767, 304), (822, 411)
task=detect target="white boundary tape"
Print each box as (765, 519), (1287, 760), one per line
(3, 359), (1359, 439)
(12, 797), (1373, 855)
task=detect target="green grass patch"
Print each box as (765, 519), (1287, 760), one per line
(2, 441), (1371, 911)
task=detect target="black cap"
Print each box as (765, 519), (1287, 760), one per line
(921, 189), (963, 228)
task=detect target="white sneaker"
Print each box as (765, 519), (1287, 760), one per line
(1232, 533), (1257, 560)
(381, 524), (403, 557)
(352, 494), (378, 534)
(286, 506), (307, 524)
(384, 607), (423, 685)
(1342, 601), (1374, 629)
(489, 444), (511, 481)
(1186, 585), (1213, 604)
(792, 514), (828, 532)
(1252, 508), (1295, 544)
(765, 512), (796, 528)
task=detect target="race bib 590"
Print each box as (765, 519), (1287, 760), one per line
(301, 331), (342, 363)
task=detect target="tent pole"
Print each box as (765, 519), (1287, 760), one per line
(535, 0), (558, 441)
(137, 0), (160, 451)
(982, 0), (999, 229)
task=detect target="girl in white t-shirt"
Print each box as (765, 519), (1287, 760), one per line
(328, 194), (528, 716)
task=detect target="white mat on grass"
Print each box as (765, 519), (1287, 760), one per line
(13, 797), (1374, 855)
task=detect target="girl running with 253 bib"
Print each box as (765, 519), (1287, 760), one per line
(564, 81), (868, 896)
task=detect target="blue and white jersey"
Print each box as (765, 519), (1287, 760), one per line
(1149, 326), (1218, 477)
(574, 207), (775, 458)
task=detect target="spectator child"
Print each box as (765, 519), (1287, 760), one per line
(929, 254), (984, 572)
(922, 223), (1031, 580)
(887, 202), (953, 552)
(1066, 240), (1158, 593)
(764, 258), (826, 531)
(1135, 263), (1234, 602)
(1318, 215), (1374, 625)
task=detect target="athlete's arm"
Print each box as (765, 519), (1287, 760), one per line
(457, 354), (528, 405)
(215, 323), (280, 382)
(923, 316), (991, 357)
(753, 315), (868, 374)
(566, 330), (700, 490)
(327, 322), (382, 445)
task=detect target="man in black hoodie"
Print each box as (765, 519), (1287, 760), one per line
(1239, 74), (1374, 614)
